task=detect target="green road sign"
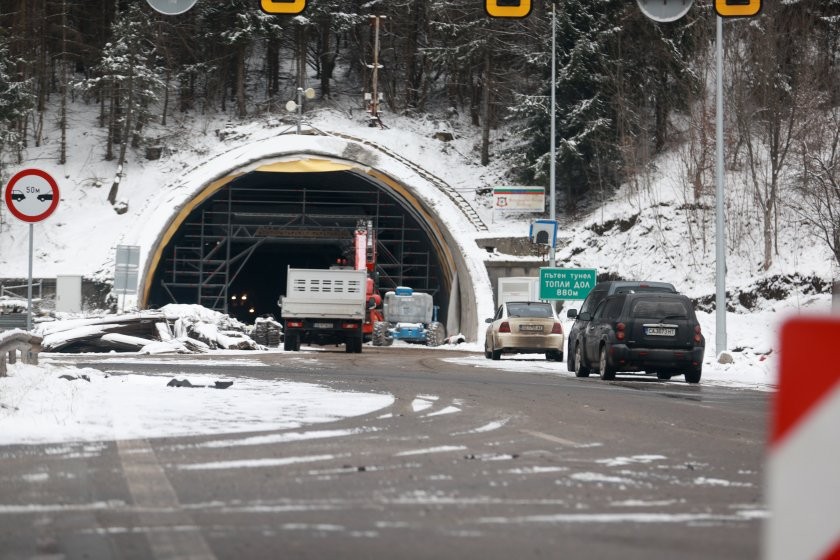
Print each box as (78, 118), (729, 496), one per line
(539, 268), (596, 301)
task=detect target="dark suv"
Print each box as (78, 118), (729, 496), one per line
(573, 292), (704, 383)
(566, 281), (676, 374)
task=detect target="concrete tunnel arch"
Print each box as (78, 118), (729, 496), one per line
(136, 134), (490, 341)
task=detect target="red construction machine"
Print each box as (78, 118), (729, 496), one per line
(353, 220), (384, 341)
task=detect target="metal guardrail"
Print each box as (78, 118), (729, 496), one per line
(0, 332), (43, 376)
(1, 281), (42, 300)
(0, 314), (28, 331)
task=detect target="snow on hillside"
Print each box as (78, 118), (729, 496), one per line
(0, 98), (836, 364)
(1, 97), (837, 446)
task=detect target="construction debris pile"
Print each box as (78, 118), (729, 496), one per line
(35, 304), (262, 354)
(251, 316), (283, 348)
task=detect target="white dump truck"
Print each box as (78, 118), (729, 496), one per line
(278, 267), (368, 353)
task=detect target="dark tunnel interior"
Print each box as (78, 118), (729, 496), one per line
(147, 167), (449, 324)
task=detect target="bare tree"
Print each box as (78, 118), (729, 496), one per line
(795, 107), (840, 267)
(729, 5), (818, 270)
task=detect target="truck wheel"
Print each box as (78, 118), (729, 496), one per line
(426, 322), (446, 347)
(284, 333), (300, 352)
(346, 336), (363, 354)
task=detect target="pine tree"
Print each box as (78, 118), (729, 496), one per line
(510, 0), (699, 213)
(0, 36), (34, 177)
(304, 1), (363, 99)
(79, 2), (163, 205)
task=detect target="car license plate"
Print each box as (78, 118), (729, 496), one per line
(519, 324), (544, 333)
(646, 327), (676, 336)
(314, 322), (333, 329)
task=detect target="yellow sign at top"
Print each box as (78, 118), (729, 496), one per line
(714, 0), (761, 17)
(485, 0), (532, 19)
(261, 0), (306, 15)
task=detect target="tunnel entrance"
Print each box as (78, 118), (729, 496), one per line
(147, 164), (450, 324)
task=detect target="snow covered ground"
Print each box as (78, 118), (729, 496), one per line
(1, 98), (837, 446)
(0, 355), (394, 446)
(0, 295), (815, 447)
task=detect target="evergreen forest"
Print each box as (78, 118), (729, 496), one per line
(0, 0), (839, 269)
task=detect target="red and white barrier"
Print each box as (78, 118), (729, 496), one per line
(766, 318), (840, 560)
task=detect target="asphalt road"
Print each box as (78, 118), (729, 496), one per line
(0, 346), (769, 560)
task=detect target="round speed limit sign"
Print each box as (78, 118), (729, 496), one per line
(3, 168), (60, 223)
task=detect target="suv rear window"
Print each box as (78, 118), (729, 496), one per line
(630, 299), (689, 319)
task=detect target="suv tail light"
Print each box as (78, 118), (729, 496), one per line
(694, 325), (702, 344)
(551, 322), (563, 334)
(616, 322), (626, 341)
(287, 320), (303, 328)
(499, 321), (511, 333)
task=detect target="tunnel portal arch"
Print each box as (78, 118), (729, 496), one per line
(137, 139), (491, 339)
(138, 135), (491, 340)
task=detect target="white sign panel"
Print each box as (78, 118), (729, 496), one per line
(146, 0), (197, 15)
(493, 186), (545, 212)
(637, 0), (693, 22)
(114, 245), (140, 295)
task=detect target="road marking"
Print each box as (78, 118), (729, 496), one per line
(520, 429), (581, 447)
(117, 438), (216, 559)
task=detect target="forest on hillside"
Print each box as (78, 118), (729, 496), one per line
(0, 0), (838, 270)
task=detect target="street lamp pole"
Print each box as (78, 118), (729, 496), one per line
(715, 14), (727, 353)
(549, 0), (557, 268)
(296, 87), (303, 134)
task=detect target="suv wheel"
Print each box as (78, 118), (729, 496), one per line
(685, 366), (702, 384)
(574, 344), (590, 378)
(598, 345), (615, 381)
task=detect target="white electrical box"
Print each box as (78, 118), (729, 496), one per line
(497, 277), (540, 307)
(56, 275), (82, 313)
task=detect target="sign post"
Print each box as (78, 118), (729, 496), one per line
(3, 168), (60, 330)
(538, 268), (596, 301)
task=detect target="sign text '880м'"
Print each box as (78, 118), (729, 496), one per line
(539, 268), (596, 301)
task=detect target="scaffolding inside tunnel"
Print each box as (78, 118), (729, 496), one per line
(151, 169), (447, 321)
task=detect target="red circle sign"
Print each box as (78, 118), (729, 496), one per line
(3, 168), (60, 223)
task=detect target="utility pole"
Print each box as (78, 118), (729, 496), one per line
(714, 14), (727, 354)
(366, 15), (386, 127)
(549, 0), (557, 267)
